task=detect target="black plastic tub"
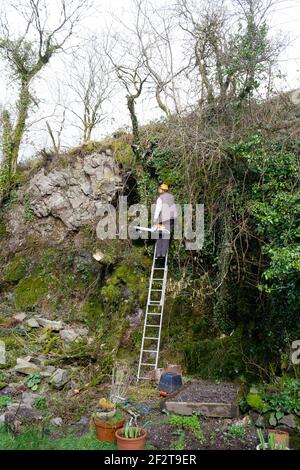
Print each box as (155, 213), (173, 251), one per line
(158, 372), (182, 394)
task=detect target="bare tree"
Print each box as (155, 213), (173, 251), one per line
(0, 0), (88, 203)
(105, 34), (147, 158)
(46, 111), (66, 154)
(123, 0), (190, 118)
(65, 36), (114, 143)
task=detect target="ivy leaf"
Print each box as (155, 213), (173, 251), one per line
(276, 411), (284, 421)
(269, 413), (277, 426)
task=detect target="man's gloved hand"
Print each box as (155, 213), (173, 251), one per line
(151, 225), (157, 232)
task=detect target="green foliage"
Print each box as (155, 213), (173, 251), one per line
(105, 410), (124, 425)
(257, 428), (266, 449)
(150, 148), (183, 191)
(245, 378), (300, 423)
(168, 414), (205, 443)
(24, 195), (35, 223)
(226, 423), (246, 440)
(229, 134), (300, 291)
(81, 296), (104, 327)
(184, 331), (244, 380)
(25, 372), (41, 391)
(0, 221), (7, 237)
(3, 189), (18, 208)
(226, 134), (300, 362)
(0, 425), (117, 450)
(111, 138), (134, 170)
(15, 273), (51, 310)
(33, 397), (47, 410)
(246, 393), (264, 411)
(261, 378), (300, 415)
(171, 431), (186, 450)
(0, 396), (13, 408)
(101, 263), (146, 307)
(228, 20), (270, 103)
(123, 423), (143, 439)
(2, 255), (27, 283)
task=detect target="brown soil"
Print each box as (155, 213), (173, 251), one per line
(147, 417), (258, 450)
(168, 381), (240, 403)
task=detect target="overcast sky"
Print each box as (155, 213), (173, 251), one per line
(1, 0), (300, 160)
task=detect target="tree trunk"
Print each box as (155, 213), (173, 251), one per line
(127, 94), (141, 157)
(10, 78), (31, 174)
(155, 85), (171, 117)
(0, 110), (14, 204)
(0, 79), (31, 205)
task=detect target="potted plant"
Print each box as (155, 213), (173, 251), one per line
(256, 429), (289, 450)
(94, 398), (125, 442)
(267, 429), (289, 448)
(115, 422), (147, 450)
(96, 397), (116, 419)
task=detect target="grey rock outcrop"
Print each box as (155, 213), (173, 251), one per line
(279, 414), (297, 429)
(26, 318), (40, 328)
(50, 417), (63, 427)
(50, 368), (70, 389)
(6, 403), (42, 423)
(59, 327), (88, 344)
(14, 357), (40, 375)
(13, 313), (27, 322)
(36, 318), (63, 331)
(27, 150), (123, 230)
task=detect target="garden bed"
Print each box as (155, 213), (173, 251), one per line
(164, 381), (243, 418)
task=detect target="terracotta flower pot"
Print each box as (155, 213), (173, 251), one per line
(267, 429), (289, 448)
(94, 417), (125, 442)
(115, 428), (147, 450)
(256, 443), (290, 450)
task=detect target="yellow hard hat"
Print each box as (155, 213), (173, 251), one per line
(159, 183), (169, 191)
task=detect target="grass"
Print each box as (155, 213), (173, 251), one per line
(128, 384), (158, 402)
(0, 425), (117, 450)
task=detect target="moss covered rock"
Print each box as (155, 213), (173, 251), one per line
(0, 221), (7, 237)
(15, 273), (55, 310)
(246, 392), (264, 411)
(3, 255), (27, 283)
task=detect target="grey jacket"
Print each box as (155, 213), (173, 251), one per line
(154, 192), (178, 223)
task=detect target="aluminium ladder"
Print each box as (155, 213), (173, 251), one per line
(137, 244), (168, 381)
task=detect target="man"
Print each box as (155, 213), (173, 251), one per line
(152, 183), (178, 259)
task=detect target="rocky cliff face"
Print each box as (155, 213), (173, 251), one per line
(27, 149), (123, 230)
(0, 144), (149, 418)
(2, 148), (124, 254)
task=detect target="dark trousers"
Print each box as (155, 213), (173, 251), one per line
(156, 219), (174, 257)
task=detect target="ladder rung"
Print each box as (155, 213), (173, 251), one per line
(138, 247), (169, 382)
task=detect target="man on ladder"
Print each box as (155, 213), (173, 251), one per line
(136, 183), (177, 381)
(152, 183), (178, 259)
